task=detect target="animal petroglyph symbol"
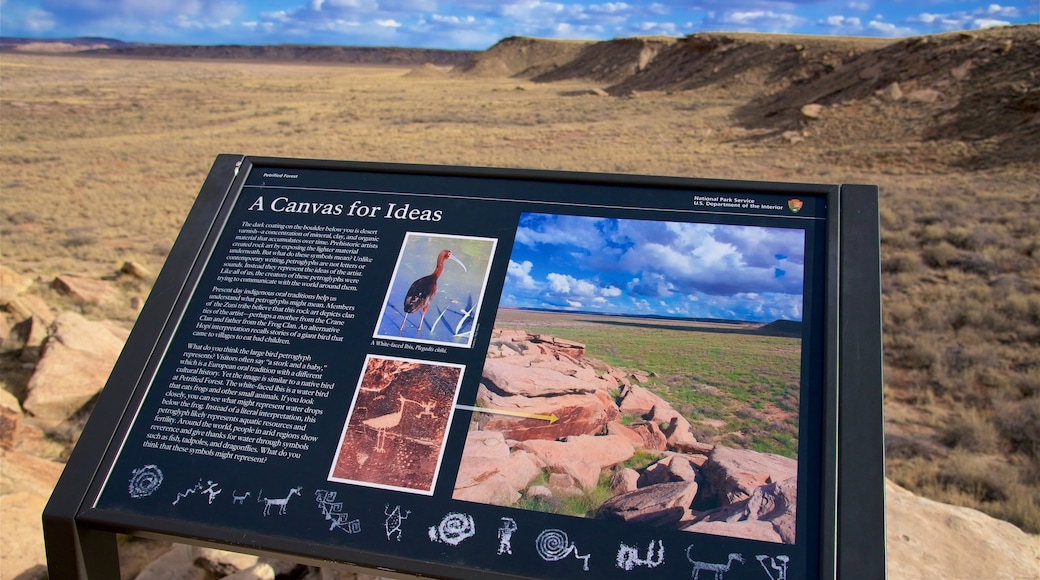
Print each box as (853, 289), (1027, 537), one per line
(399, 249), (466, 336)
(686, 546), (744, 580)
(258, 486), (301, 516)
(128, 465), (163, 499)
(384, 504), (410, 541)
(364, 395), (408, 453)
(756, 555), (790, 580)
(232, 490), (251, 504)
(497, 517), (517, 555)
(535, 529), (590, 571)
(428, 512), (475, 546)
(616, 540), (665, 570)
(315, 490), (361, 533)
(172, 479), (220, 506)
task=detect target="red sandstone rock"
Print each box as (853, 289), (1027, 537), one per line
(700, 445), (797, 505)
(684, 477), (797, 544)
(598, 481), (699, 526)
(482, 358), (598, 397)
(52, 274), (118, 305)
(476, 387), (617, 441)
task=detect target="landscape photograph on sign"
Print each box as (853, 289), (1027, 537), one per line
(374, 232), (498, 348)
(453, 213), (805, 544)
(329, 355), (464, 495)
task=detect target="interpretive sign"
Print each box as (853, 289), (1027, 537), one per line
(44, 156), (885, 579)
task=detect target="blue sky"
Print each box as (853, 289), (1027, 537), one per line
(501, 214), (805, 322)
(1, 0), (1035, 49)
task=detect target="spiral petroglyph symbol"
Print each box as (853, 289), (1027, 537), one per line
(128, 465), (163, 498)
(428, 512), (475, 546)
(535, 529), (590, 571)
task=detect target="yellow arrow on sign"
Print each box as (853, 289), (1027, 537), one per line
(455, 404), (558, 424)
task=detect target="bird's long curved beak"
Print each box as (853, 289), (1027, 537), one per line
(448, 253), (467, 272)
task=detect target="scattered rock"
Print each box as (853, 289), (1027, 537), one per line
(4, 295), (55, 326)
(699, 446), (797, 506)
(0, 266), (32, 303)
(610, 468), (640, 494)
(0, 448), (64, 494)
(120, 260), (153, 279)
(800, 103), (825, 119)
(22, 312), (126, 428)
(877, 82), (904, 101)
(598, 481), (699, 526)
(906, 88), (941, 103)
(685, 477), (797, 544)
(518, 434), (635, 490)
(52, 274), (119, 305)
(136, 544), (207, 580)
(453, 431), (540, 504)
(0, 390), (23, 449)
(0, 492), (50, 579)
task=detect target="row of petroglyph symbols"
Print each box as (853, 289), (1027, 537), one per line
(130, 466), (789, 578)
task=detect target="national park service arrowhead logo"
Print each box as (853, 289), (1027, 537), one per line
(788, 199), (804, 213)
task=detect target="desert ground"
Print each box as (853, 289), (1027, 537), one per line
(1, 25), (1038, 578)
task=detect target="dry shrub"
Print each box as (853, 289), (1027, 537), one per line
(939, 407), (999, 453)
(881, 251), (921, 274)
(995, 396), (1040, 459)
(922, 241), (960, 268)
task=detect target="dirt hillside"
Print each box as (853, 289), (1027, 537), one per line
(457, 26), (1039, 172)
(453, 35), (594, 77)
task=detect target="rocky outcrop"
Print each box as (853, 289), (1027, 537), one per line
(886, 479), (1040, 579)
(456, 330), (799, 542)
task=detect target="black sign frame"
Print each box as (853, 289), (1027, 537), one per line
(43, 155), (884, 579)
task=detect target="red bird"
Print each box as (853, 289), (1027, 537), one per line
(399, 249), (466, 336)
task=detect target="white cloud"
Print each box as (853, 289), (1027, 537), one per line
(706, 9), (805, 32)
(867, 19), (913, 36)
(908, 4), (1020, 33)
(507, 260), (539, 290)
(984, 4), (1020, 17)
(973, 18), (1010, 28)
(431, 14), (477, 25)
(376, 18), (401, 27)
(23, 8), (57, 32)
(822, 14), (863, 33)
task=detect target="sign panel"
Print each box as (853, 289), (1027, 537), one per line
(47, 157), (883, 580)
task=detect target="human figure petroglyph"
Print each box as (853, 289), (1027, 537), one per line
(384, 504), (410, 541)
(497, 517), (517, 555)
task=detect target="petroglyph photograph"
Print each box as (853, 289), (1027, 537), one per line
(330, 355), (464, 495)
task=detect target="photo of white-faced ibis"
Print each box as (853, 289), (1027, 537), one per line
(328, 355), (465, 495)
(399, 249), (467, 336)
(374, 232), (498, 348)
